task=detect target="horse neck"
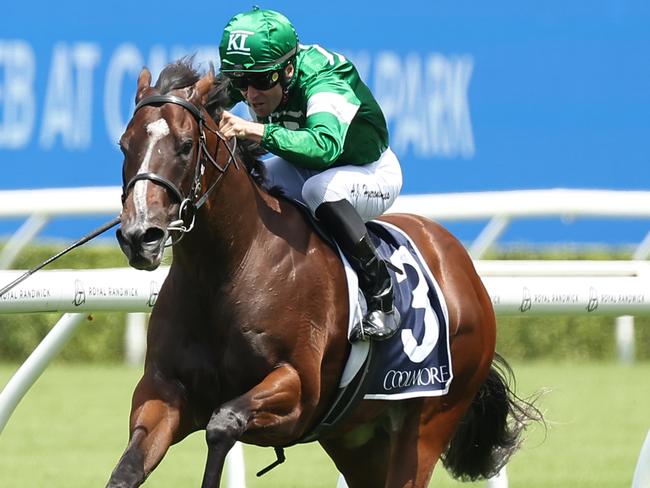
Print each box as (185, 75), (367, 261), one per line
(172, 160), (267, 278)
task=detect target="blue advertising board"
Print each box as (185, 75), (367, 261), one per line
(1, 0), (649, 242)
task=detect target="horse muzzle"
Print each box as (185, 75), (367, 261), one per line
(116, 222), (167, 271)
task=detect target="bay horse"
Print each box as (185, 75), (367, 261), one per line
(109, 59), (540, 488)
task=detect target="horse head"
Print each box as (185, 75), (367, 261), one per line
(116, 64), (229, 270)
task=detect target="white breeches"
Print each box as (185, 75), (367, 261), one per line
(262, 147), (403, 222)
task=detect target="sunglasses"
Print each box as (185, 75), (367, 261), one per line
(228, 70), (281, 91)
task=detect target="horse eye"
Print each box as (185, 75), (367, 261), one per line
(180, 139), (194, 155)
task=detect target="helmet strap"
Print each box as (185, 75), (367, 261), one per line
(281, 88), (290, 106)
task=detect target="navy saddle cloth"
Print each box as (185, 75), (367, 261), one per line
(361, 220), (453, 400)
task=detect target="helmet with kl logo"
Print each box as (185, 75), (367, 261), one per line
(219, 7), (299, 74)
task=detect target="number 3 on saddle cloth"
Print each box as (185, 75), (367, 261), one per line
(347, 220), (453, 399)
(298, 219), (453, 442)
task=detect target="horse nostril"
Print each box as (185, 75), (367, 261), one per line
(116, 228), (129, 248)
(142, 227), (165, 245)
(117, 226), (164, 249)
(116, 227), (133, 259)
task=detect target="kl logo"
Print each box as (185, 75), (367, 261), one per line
(227, 30), (254, 54)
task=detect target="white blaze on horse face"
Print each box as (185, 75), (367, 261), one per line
(134, 118), (170, 221)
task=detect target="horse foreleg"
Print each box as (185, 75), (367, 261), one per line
(201, 363), (302, 488)
(106, 371), (185, 488)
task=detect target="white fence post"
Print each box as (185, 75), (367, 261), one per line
(615, 315), (635, 364)
(0, 214), (49, 269)
(469, 216), (511, 259)
(487, 466), (508, 487)
(0, 312), (86, 433)
(632, 429), (650, 488)
(225, 442), (246, 488)
(125, 312), (147, 366)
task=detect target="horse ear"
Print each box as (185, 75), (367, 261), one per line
(192, 67), (215, 105)
(135, 67), (152, 103)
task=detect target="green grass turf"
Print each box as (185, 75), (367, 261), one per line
(0, 361), (649, 487)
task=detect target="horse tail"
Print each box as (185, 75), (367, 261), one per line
(441, 352), (545, 481)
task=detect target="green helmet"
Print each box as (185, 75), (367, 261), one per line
(219, 8), (299, 73)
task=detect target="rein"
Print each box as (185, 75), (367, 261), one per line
(0, 216), (121, 298)
(122, 94), (238, 241)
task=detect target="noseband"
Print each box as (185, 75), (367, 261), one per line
(122, 94), (238, 238)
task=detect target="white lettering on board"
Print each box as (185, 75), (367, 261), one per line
(39, 42), (100, 149)
(0, 40), (35, 148)
(103, 43), (144, 145)
(103, 44), (219, 144)
(358, 50), (475, 159)
(0, 41), (474, 161)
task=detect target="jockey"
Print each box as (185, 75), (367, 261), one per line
(218, 7), (403, 342)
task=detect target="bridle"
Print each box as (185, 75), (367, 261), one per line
(121, 94), (238, 241)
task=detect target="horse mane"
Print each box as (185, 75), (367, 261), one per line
(154, 57), (267, 185)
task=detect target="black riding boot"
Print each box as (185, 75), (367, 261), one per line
(315, 200), (401, 341)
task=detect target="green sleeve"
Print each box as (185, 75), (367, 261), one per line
(261, 112), (345, 170)
(261, 80), (361, 170)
